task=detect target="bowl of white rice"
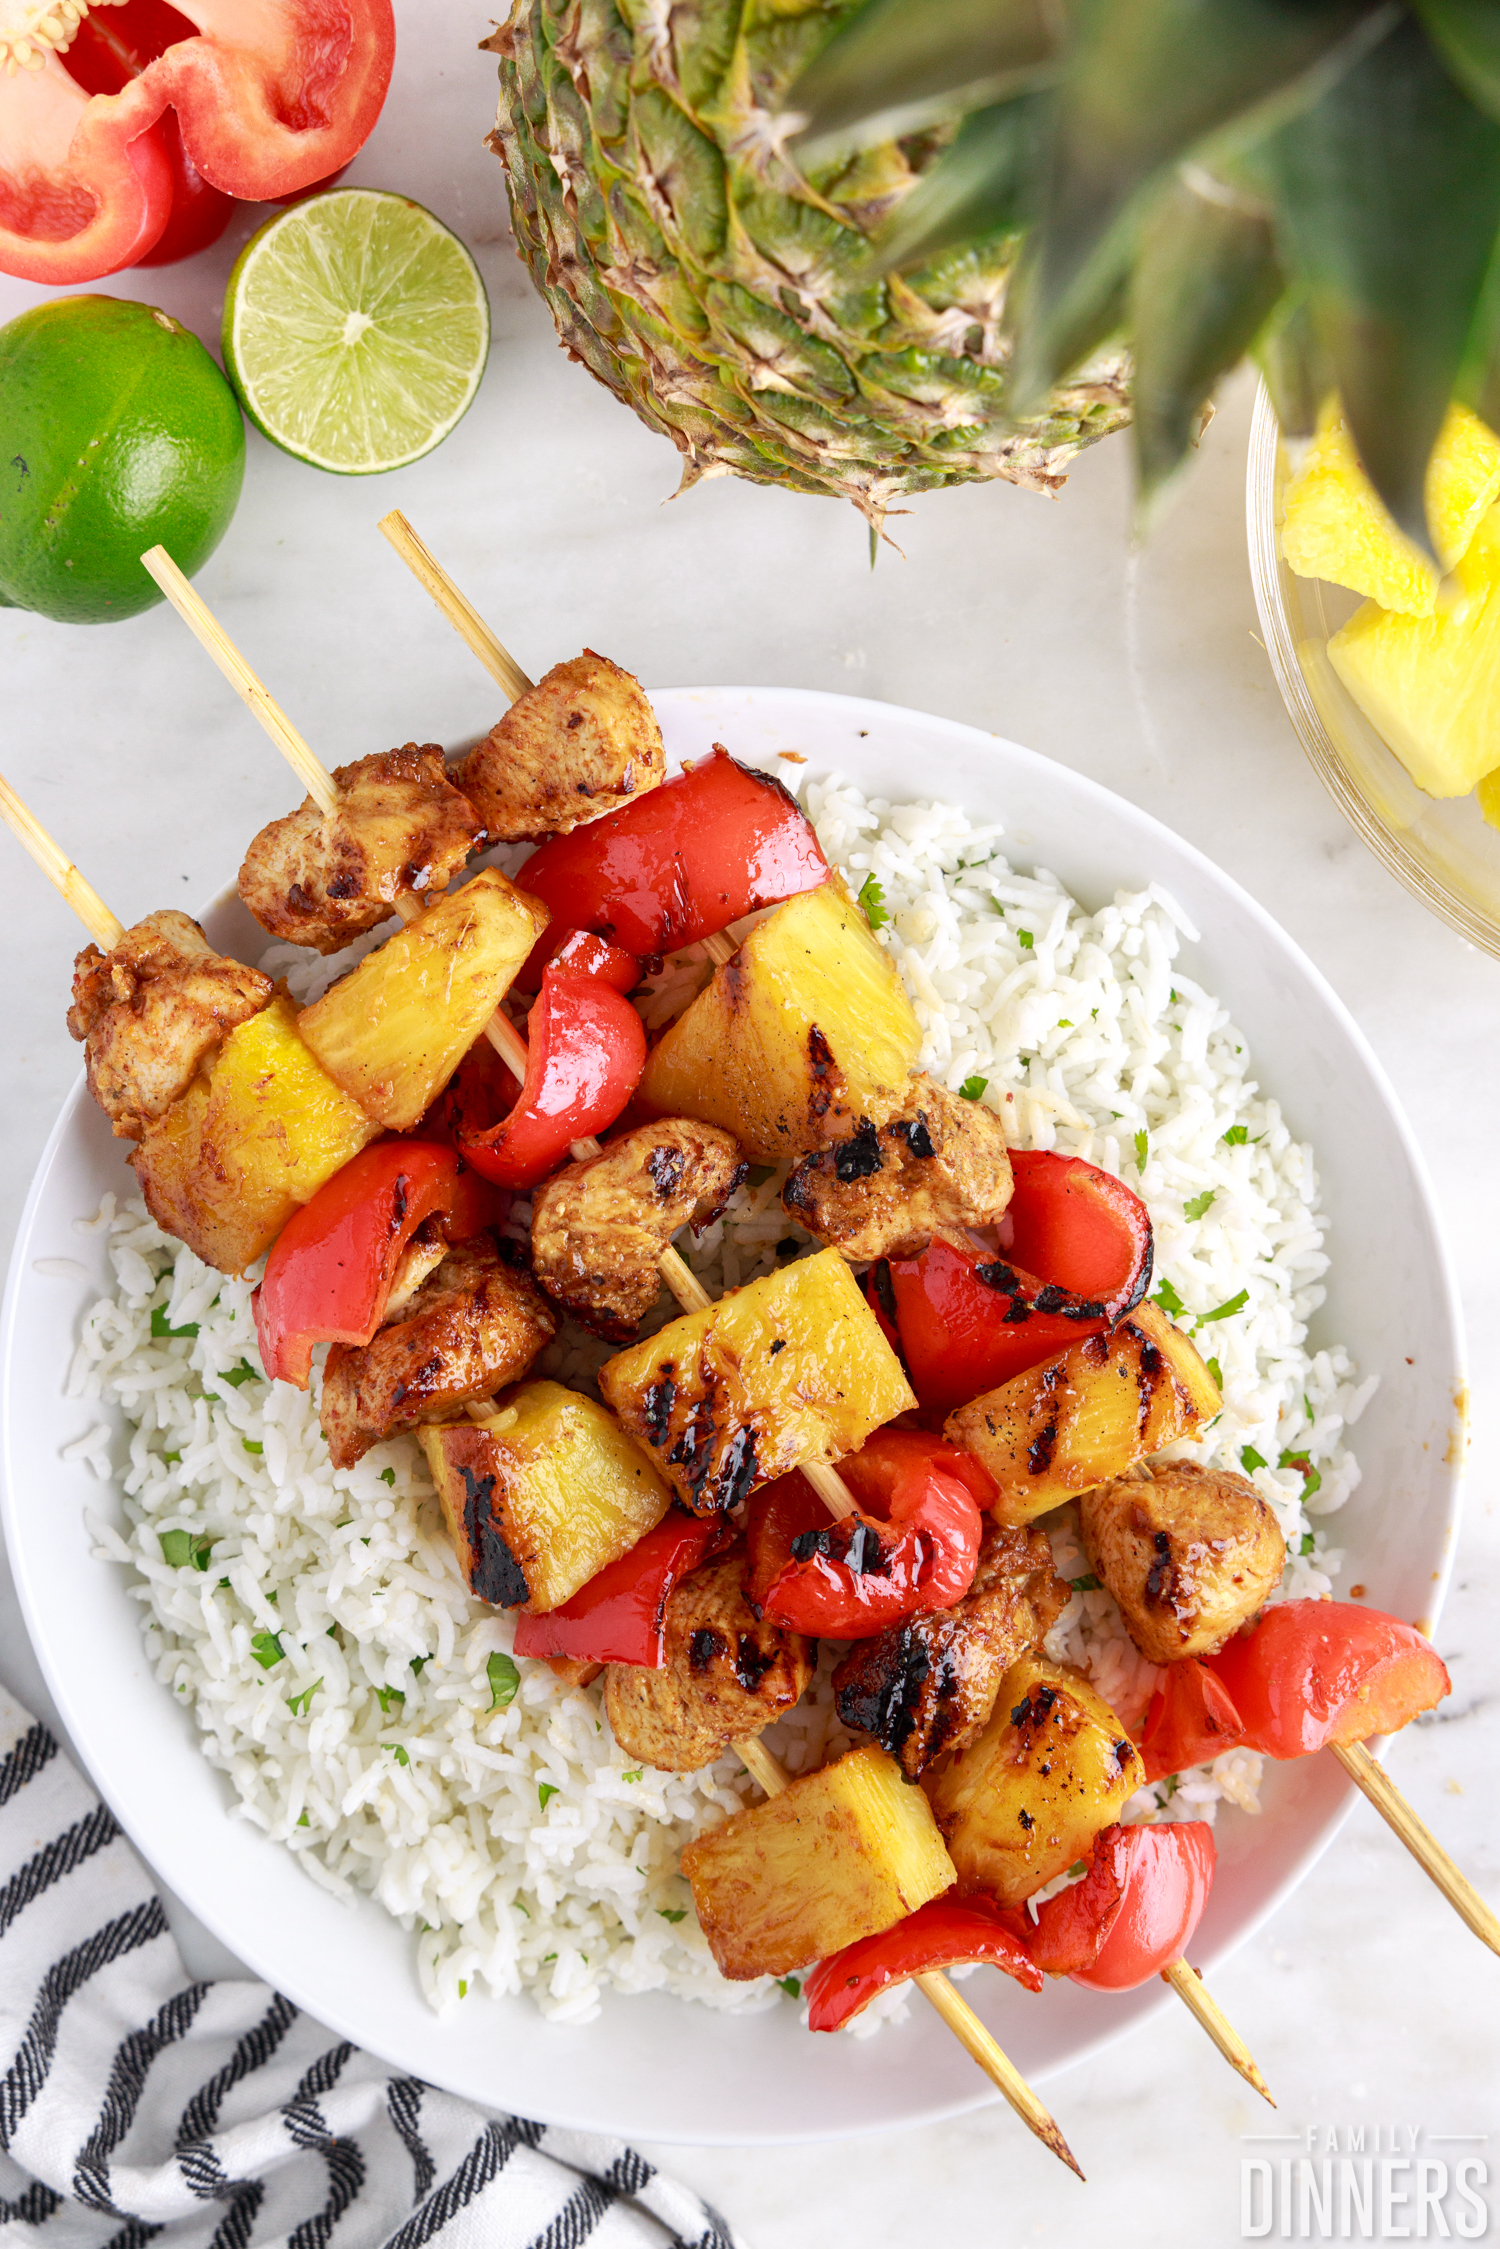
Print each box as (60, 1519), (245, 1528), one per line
(0, 687), (1464, 2144)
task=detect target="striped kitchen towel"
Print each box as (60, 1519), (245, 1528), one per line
(0, 1687), (743, 2248)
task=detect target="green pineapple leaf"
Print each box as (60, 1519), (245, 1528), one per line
(1415, 0), (1500, 124)
(1254, 286), (1337, 440)
(790, 0), (1055, 159)
(1130, 170), (1284, 518)
(1005, 0), (1376, 415)
(1247, 12), (1500, 546)
(873, 95), (1043, 275)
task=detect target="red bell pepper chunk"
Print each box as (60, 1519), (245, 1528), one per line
(757, 1429), (985, 1638)
(458, 968), (647, 1189)
(805, 1893), (1043, 2032)
(744, 1471), (828, 1614)
(875, 1238), (1112, 1422)
(253, 1141), (494, 1389)
(1023, 1822), (1216, 1991)
(60, 0), (233, 266)
(1204, 1600), (1450, 1761)
(1004, 1150), (1154, 1318)
(539, 927), (640, 993)
(836, 1423), (997, 1514)
(1137, 1658), (1246, 1784)
(512, 1511), (729, 1668)
(516, 746), (828, 965)
(1, 0), (394, 284)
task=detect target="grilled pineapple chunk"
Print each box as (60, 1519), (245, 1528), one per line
(132, 994), (377, 1273)
(298, 869), (549, 1130)
(944, 1301), (1220, 1525)
(599, 1247), (915, 1514)
(420, 1382), (673, 1613)
(682, 1743), (956, 1979)
(637, 875), (921, 1161)
(923, 1655), (1146, 1906)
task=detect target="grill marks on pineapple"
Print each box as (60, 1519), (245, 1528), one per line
(457, 1463), (530, 1608)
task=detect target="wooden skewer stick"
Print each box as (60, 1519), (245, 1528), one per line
(377, 510), (535, 704)
(1331, 1739), (1500, 1957)
(1160, 1958), (1274, 2105)
(140, 548), (339, 820)
(736, 1736), (1082, 2175)
(376, 513), (738, 973)
(0, 775), (123, 950)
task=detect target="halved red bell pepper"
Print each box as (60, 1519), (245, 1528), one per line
(1022, 1821), (1216, 1991)
(1003, 1150), (1154, 1317)
(836, 1423), (997, 1515)
(1204, 1600), (1450, 1761)
(458, 968), (647, 1189)
(516, 746), (828, 966)
(1137, 1658), (1246, 1784)
(873, 1238), (1113, 1422)
(758, 1433), (984, 1638)
(805, 1893), (1043, 2032)
(512, 1510), (729, 1668)
(0, 0), (395, 284)
(253, 1140), (493, 1389)
(58, 0), (233, 265)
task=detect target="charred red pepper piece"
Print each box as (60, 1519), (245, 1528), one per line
(537, 927), (640, 992)
(458, 969), (647, 1189)
(516, 746), (828, 964)
(873, 1238), (1112, 1422)
(805, 1893), (1043, 2032)
(758, 1429), (985, 1638)
(1022, 1821), (1216, 1990)
(1, 0), (394, 284)
(512, 1510), (729, 1668)
(1204, 1600), (1450, 1760)
(253, 1141), (494, 1389)
(1003, 1150), (1154, 1317)
(1137, 1658), (1246, 1784)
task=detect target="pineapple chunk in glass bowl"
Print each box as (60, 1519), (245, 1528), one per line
(1246, 381), (1500, 958)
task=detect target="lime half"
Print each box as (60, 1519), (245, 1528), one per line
(223, 190), (490, 474)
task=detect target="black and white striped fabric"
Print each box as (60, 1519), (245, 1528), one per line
(0, 1688), (744, 2249)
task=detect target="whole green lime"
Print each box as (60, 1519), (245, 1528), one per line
(0, 296), (245, 625)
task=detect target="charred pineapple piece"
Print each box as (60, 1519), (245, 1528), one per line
(598, 1247), (915, 1515)
(681, 1743), (956, 1979)
(637, 875), (921, 1162)
(944, 1301), (1221, 1526)
(132, 993), (378, 1273)
(298, 869), (549, 1130)
(420, 1381), (673, 1613)
(922, 1654), (1147, 1906)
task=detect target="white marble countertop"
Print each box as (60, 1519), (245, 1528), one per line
(2, 6), (1497, 2240)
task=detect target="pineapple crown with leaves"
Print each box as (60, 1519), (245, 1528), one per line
(786, 0), (1500, 543)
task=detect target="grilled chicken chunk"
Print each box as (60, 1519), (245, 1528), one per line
(833, 1523), (1068, 1780)
(455, 651), (664, 842)
(68, 912), (273, 1141)
(320, 1233), (554, 1469)
(1080, 1461), (1286, 1663)
(604, 1550), (814, 1773)
(237, 743), (484, 954)
(783, 1074), (1013, 1260)
(530, 1119), (746, 1340)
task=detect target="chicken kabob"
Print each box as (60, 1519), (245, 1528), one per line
(363, 521), (1281, 2094)
(130, 553), (1085, 2169)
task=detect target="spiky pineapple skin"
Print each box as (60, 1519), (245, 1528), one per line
(485, 0), (1132, 526)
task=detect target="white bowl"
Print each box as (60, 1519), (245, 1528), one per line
(0, 686), (1464, 2144)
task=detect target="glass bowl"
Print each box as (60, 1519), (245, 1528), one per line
(1245, 382), (1500, 956)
